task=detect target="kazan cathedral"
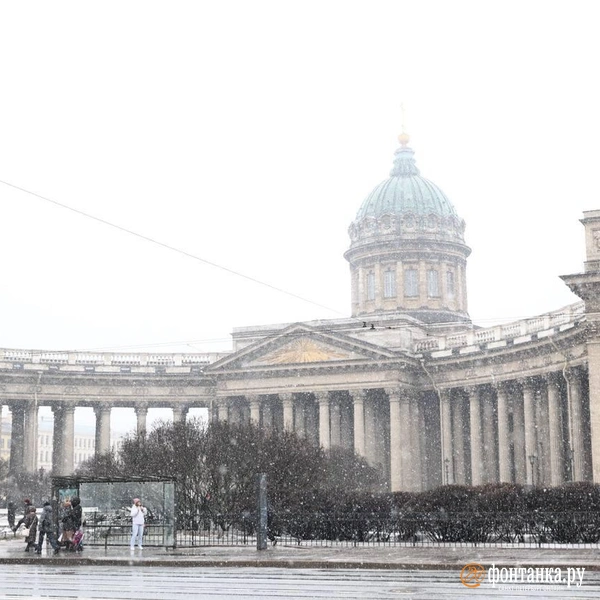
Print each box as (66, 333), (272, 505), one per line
(2, 132), (600, 492)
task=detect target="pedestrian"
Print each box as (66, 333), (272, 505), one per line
(13, 498), (33, 532)
(71, 497), (82, 530)
(60, 500), (76, 550)
(130, 498), (147, 550)
(21, 506), (38, 552)
(36, 501), (60, 555)
(7, 501), (16, 530)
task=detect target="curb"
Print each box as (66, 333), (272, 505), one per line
(1, 557), (600, 570)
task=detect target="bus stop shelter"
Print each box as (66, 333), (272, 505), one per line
(51, 475), (176, 548)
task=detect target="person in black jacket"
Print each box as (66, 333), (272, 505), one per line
(7, 501), (16, 530)
(71, 497), (82, 530)
(13, 498), (33, 532)
(21, 506), (38, 552)
(36, 502), (60, 554)
(60, 500), (75, 550)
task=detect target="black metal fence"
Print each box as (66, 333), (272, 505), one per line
(175, 511), (600, 548)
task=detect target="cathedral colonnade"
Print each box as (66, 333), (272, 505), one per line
(1, 366), (593, 488)
(210, 366), (592, 491)
(3, 401), (192, 476)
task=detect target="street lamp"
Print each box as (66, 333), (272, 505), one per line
(528, 454), (537, 486)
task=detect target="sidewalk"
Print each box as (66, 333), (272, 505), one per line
(1, 537), (600, 570)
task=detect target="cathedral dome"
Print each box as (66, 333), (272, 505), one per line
(356, 146), (458, 221)
(348, 137), (466, 246)
(345, 133), (471, 325)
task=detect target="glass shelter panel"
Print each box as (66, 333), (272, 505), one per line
(54, 477), (175, 548)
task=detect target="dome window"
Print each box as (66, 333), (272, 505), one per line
(384, 269), (397, 298)
(404, 269), (418, 297)
(427, 270), (440, 298)
(447, 271), (456, 298)
(367, 272), (376, 301)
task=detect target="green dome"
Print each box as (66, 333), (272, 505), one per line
(355, 146), (458, 220)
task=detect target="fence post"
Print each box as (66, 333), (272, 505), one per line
(256, 473), (267, 550)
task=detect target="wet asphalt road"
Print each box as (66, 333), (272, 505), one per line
(2, 565), (600, 599)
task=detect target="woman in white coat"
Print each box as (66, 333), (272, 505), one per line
(130, 498), (147, 550)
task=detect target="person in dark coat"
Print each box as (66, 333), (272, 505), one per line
(60, 500), (76, 550)
(36, 502), (60, 554)
(7, 501), (16, 530)
(13, 498), (33, 532)
(71, 497), (82, 530)
(22, 506), (38, 552)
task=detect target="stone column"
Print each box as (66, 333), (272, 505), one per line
(452, 395), (466, 484)
(57, 403), (75, 476)
(481, 388), (498, 483)
(468, 387), (483, 486)
(409, 396), (423, 491)
(294, 398), (306, 437)
(522, 379), (537, 485)
(547, 373), (565, 486)
(249, 396), (261, 425)
(587, 341), (600, 483)
(217, 400), (229, 422)
(9, 403), (25, 475)
(23, 401), (38, 473)
(352, 390), (366, 457)
(340, 399), (353, 450)
(511, 385), (527, 484)
(536, 385), (551, 485)
(567, 368), (586, 481)
(281, 394), (294, 432)
(51, 405), (64, 474)
(172, 405), (188, 424)
(496, 384), (512, 483)
(388, 389), (402, 491)
(262, 400), (273, 429)
(440, 390), (453, 484)
(330, 400), (341, 447)
(135, 403), (148, 436)
(364, 396), (377, 466)
(95, 404), (112, 455)
(314, 392), (330, 450)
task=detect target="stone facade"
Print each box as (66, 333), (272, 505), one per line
(0, 136), (597, 491)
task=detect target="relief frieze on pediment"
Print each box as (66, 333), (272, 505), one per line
(252, 338), (353, 366)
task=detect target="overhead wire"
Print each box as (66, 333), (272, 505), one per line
(0, 179), (583, 353)
(0, 178), (346, 317)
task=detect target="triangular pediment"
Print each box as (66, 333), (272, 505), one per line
(207, 323), (398, 371)
(252, 337), (353, 365)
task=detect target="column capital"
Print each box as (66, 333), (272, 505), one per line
(465, 385), (480, 399)
(279, 393), (294, 404)
(93, 401), (114, 414)
(60, 401), (77, 413)
(134, 401), (149, 413)
(517, 377), (537, 393)
(349, 389), (368, 402)
(542, 371), (562, 387)
(314, 391), (330, 404)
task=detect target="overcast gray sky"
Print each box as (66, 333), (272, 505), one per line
(1, 1), (598, 431)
